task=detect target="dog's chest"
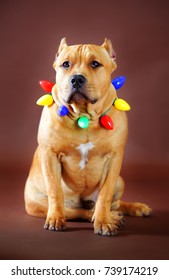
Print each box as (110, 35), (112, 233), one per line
(76, 142), (95, 170)
(59, 137), (112, 192)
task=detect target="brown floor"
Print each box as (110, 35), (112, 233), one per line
(0, 165), (169, 260)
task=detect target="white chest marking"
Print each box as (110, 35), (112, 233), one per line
(76, 142), (95, 170)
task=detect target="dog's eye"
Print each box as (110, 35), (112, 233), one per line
(90, 60), (102, 69)
(62, 61), (71, 69)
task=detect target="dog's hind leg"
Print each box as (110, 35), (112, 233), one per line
(24, 183), (48, 218)
(110, 176), (125, 212)
(25, 182), (93, 221)
(65, 207), (93, 221)
(118, 201), (152, 217)
(111, 176), (152, 217)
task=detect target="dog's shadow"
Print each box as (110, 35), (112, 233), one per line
(65, 210), (169, 237)
(118, 209), (169, 237)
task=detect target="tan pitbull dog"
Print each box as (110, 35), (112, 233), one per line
(25, 38), (152, 236)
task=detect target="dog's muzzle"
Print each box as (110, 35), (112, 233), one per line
(65, 75), (96, 104)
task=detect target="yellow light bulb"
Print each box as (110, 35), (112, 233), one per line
(114, 98), (131, 111)
(36, 94), (54, 106)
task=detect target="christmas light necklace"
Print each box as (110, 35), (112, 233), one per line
(36, 76), (130, 130)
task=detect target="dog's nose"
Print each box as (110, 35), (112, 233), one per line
(70, 75), (86, 89)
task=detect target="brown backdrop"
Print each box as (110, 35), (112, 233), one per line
(0, 0), (169, 260)
(1, 0), (169, 170)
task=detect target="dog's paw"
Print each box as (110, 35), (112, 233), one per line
(127, 202), (152, 217)
(93, 212), (124, 236)
(44, 215), (66, 231)
(110, 210), (125, 229)
(94, 219), (118, 236)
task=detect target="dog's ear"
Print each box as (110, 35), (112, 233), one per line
(102, 38), (117, 70)
(102, 38), (115, 59)
(53, 38), (68, 69)
(58, 37), (68, 53)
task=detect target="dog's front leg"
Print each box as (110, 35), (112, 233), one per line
(41, 147), (66, 231)
(93, 151), (123, 236)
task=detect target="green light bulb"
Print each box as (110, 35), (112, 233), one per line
(77, 116), (89, 129)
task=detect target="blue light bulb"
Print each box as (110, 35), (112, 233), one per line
(58, 105), (69, 117)
(112, 76), (126, 90)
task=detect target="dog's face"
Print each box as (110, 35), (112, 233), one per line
(53, 38), (117, 110)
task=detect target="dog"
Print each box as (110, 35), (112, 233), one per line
(24, 38), (152, 236)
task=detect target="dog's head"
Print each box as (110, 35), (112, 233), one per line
(53, 38), (117, 116)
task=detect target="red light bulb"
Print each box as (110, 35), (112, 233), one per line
(39, 80), (54, 92)
(100, 115), (114, 130)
